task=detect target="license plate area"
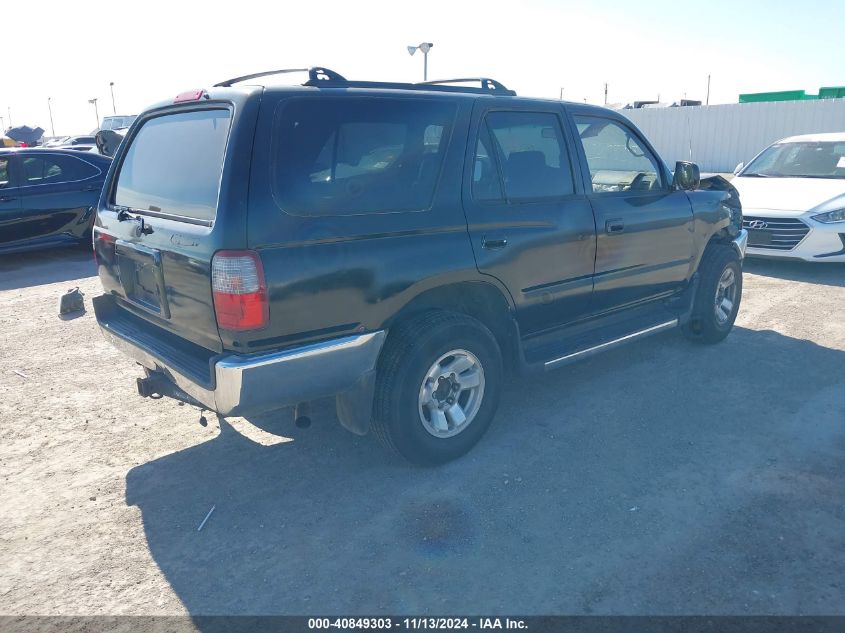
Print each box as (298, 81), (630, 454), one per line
(115, 240), (171, 319)
(747, 229), (773, 246)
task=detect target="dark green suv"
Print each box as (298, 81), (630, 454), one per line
(93, 67), (747, 464)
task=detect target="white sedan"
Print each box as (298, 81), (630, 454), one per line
(732, 132), (845, 262)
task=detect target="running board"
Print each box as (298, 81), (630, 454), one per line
(544, 319), (678, 370)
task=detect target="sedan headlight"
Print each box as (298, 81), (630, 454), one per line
(811, 208), (845, 223)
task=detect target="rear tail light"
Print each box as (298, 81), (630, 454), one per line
(93, 230), (116, 265)
(211, 251), (269, 331)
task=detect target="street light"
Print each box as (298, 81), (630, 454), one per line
(109, 82), (116, 114)
(47, 98), (55, 136)
(88, 98), (100, 129)
(407, 42), (434, 81)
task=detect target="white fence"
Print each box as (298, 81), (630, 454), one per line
(620, 99), (845, 173)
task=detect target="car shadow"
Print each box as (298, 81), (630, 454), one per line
(0, 245), (96, 291)
(125, 326), (845, 617)
(744, 257), (845, 288)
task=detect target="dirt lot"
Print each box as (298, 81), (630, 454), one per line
(1, 247), (844, 616)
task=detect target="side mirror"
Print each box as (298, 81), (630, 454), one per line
(673, 161), (700, 191)
(733, 162), (744, 175)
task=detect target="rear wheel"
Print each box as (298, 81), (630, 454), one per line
(683, 244), (743, 344)
(372, 311), (503, 465)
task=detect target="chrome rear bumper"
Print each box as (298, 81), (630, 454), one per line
(95, 296), (386, 418)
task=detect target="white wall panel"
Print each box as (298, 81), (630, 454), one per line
(620, 99), (845, 172)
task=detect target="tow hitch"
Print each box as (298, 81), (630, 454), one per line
(136, 372), (204, 409)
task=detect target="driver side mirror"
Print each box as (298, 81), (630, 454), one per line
(733, 162), (744, 175)
(673, 161), (700, 191)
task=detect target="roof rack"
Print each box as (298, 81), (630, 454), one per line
(213, 66), (516, 96)
(416, 78), (516, 96)
(214, 66), (347, 88)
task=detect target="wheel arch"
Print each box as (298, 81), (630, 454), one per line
(384, 279), (522, 372)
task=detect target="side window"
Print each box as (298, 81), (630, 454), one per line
(22, 157), (61, 184)
(0, 158), (9, 188)
(482, 111), (574, 201)
(273, 98), (456, 216)
(574, 116), (664, 193)
(22, 155), (98, 185)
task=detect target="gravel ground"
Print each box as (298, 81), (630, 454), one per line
(0, 246), (843, 616)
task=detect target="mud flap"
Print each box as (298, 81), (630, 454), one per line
(335, 370), (377, 436)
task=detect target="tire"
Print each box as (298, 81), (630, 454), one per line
(371, 311), (503, 465)
(683, 244), (743, 344)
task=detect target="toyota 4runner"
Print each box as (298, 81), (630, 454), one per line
(93, 67), (747, 464)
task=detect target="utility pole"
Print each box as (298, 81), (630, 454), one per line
(7, 107), (11, 128)
(47, 98), (55, 137)
(0, 116), (5, 133)
(88, 98), (100, 129)
(706, 74), (711, 105)
(604, 83), (608, 105)
(109, 82), (117, 114)
(559, 87), (564, 100)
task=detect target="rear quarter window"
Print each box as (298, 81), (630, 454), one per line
(21, 154), (99, 184)
(114, 108), (231, 223)
(272, 97), (456, 216)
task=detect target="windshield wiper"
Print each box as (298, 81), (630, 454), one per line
(739, 173), (772, 178)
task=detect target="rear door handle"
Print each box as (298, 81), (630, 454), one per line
(482, 237), (508, 250)
(0, 196), (16, 202)
(82, 185), (100, 192)
(605, 219), (625, 234)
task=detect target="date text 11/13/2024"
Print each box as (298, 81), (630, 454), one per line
(307, 618), (528, 630)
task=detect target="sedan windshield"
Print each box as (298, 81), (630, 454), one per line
(742, 141), (845, 179)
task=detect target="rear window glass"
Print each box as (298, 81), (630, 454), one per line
(272, 97), (456, 216)
(114, 109), (231, 222)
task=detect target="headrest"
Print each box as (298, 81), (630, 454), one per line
(507, 151), (546, 172)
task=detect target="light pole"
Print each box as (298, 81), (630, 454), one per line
(47, 98), (55, 137)
(7, 106), (11, 128)
(88, 98), (100, 129)
(109, 82), (116, 114)
(559, 87), (564, 100)
(0, 115), (5, 133)
(407, 42), (434, 81)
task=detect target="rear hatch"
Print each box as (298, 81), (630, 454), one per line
(94, 89), (259, 353)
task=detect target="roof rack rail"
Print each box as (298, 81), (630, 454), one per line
(214, 66), (346, 88)
(416, 77), (516, 96)
(213, 67), (516, 96)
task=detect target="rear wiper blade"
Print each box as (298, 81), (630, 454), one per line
(114, 207), (154, 235)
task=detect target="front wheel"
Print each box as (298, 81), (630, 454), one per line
(683, 244), (743, 344)
(371, 311), (503, 465)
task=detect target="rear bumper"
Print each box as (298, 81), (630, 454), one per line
(94, 295), (386, 417)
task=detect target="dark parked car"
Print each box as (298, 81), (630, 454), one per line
(93, 68), (747, 464)
(0, 148), (110, 254)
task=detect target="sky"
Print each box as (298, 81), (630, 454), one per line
(3, 0), (844, 136)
